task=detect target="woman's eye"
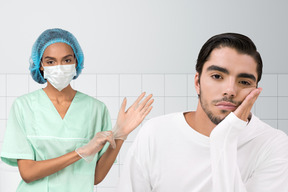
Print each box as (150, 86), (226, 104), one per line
(211, 74), (222, 79)
(46, 61), (54, 65)
(65, 59), (72, 63)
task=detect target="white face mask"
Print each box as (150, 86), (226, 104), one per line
(43, 64), (77, 91)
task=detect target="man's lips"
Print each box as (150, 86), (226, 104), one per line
(215, 101), (237, 110)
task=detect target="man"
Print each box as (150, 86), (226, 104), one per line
(117, 33), (288, 192)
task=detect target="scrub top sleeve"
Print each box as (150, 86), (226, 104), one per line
(97, 105), (112, 161)
(1, 99), (34, 166)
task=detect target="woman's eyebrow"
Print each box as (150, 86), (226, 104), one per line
(63, 54), (74, 58)
(43, 56), (56, 60)
(44, 55), (74, 60)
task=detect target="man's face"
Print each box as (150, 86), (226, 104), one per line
(195, 47), (258, 125)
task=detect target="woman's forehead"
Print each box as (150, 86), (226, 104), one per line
(43, 43), (74, 58)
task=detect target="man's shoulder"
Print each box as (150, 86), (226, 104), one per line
(131, 112), (186, 153)
(250, 114), (287, 135)
(247, 114), (288, 147)
(145, 112), (184, 126)
(139, 112), (185, 134)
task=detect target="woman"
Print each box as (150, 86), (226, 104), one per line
(0, 28), (153, 192)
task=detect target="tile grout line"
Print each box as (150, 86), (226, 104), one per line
(1, 72), (288, 75)
(2, 95), (288, 98)
(118, 74), (121, 178)
(276, 74), (279, 129)
(5, 73), (7, 120)
(95, 74), (97, 97)
(164, 74), (166, 115)
(187, 74), (189, 111)
(141, 74), (143, 94)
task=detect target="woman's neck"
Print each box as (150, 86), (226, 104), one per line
(43, 83), (76, 101)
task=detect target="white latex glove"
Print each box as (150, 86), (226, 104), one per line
(75, 131), (116, 162)
(113, 92), (154, 140)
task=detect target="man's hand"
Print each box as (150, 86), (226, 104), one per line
(233, 87), (262, 122)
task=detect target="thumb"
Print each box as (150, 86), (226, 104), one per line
(234, 88), (262, 121)
(108, 136), (116, 149)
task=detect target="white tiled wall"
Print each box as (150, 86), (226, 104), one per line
(0, 73), (288, 192)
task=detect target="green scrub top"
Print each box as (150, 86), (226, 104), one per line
(0, 89), (112, 192)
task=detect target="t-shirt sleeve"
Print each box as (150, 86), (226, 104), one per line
(210, 112), (288, 192)
(97, 104), (112, 161)
(117, 146), (152, 192)
(244, 130), (288, 192)
(210, 112), (248, 191)
(1, 99), (34, 167)
(117, 121), (152, 192)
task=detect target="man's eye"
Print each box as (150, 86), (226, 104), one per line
(211, 74), (222, 79)
(239, 81), (251, 85)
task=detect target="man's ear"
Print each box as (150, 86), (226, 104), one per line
(195, 72), (200, 95)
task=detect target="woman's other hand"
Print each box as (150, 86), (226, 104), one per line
(113, 92), (154, 140)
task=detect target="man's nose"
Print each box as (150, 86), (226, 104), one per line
(223, 79), (237, 97)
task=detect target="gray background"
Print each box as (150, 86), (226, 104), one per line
(0, 0), (288, 74)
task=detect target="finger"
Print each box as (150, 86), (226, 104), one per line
(99, 132), (109, 137)
(142, 106), (153, 117)
(120, 97), (127, 113)
(107, 135), (116, 149)
(137, 94), (153, 110)
(238, 88), (261, 115)
(234, 88), (262, 120)
(146, 98), (154, 107)
(140, 98), (154, 113)
(131, 92), (146, 108)
(240, 88), (262, 108)
(103, 131), (112, 135)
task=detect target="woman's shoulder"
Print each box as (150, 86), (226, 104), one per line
(76, 91), (107, 108)
(13, 89), (43, 104)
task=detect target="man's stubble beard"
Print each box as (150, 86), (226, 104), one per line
(198, 88), (241, 125)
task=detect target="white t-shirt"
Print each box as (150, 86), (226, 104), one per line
(117, 112), (288, 192)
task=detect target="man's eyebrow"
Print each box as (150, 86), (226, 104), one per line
(206, 65), (229, 74)
(207, 65), (257, 82)
(238, 73), (257, 82)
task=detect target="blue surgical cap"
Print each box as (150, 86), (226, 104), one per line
(29, 28), (84, 84)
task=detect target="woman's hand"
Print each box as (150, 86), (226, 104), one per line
(113, 92), (154, 140)
(75, 131), (116, 162)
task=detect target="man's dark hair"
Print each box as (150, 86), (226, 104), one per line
(196, 33), (263, 83)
